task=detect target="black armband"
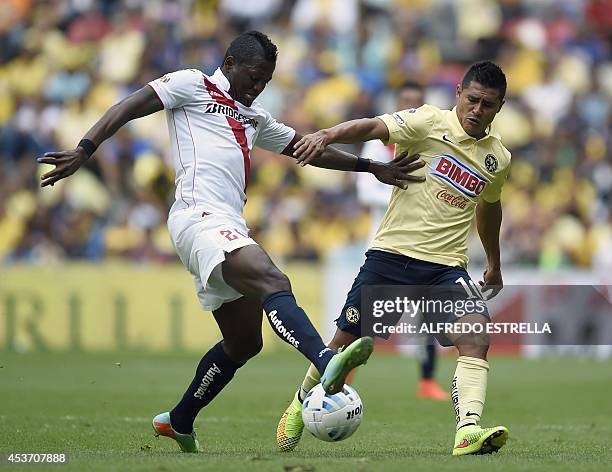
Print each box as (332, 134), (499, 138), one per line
(78, 138), (97, 158)
(355, 157), (371, 172)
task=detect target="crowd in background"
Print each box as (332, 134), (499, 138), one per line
(0, 0), (611, 271)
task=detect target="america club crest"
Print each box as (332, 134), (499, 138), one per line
(345, 306), (360, 324)
(485, 154), (498, 174)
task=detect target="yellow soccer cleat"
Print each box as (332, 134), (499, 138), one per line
(452, 424), (508, 456)
(276, 391), (304, 452)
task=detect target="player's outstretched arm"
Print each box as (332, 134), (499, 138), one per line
(37, 86), (163, 187)
(476, 199), (503, 299)
(293, 118), (389, 166)
(282, 133), (424, 190)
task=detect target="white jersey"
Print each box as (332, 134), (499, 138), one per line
(356, 140), (395, 241)
(148, 68), (296, 217)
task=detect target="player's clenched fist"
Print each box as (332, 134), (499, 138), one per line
(369, 151), (426, 190)
(478, 266), (503, 300)
(37, 148), (89, 188)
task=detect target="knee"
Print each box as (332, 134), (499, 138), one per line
(243, 338), (264, 360)
(259, 266), (291, 296)
(223, 337), (263, 364)
(456, 335), (489, 360)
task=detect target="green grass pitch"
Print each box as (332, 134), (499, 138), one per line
(1, 349), (611, 471)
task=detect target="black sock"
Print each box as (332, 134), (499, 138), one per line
(263, 291), (334, 374)
(420, 341), (436, 380)
(170, 341), (244, 434)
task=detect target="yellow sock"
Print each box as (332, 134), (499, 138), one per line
(298, 364), (321, 401)
(451, 356), (489, 430)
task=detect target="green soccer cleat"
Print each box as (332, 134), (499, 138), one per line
(321, 336), (374, 395)
(276, 391), (304, 452)
(452, 424), (508, 456)
(152, 412), (199, 453)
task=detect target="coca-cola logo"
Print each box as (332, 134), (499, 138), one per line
(436, 189), (470, 209)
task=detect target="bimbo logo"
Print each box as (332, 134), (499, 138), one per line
(430, 154), (489, 198)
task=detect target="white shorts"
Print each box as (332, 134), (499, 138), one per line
(168, 209), (258, 311)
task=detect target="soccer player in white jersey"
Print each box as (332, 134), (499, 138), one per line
(356, 81), (450, 402)
(277, 62), (511, 456)
(37, 31), (425, 453)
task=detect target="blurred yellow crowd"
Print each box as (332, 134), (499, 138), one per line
(0, 0), (610, 270)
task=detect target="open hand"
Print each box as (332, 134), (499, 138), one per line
(370, 151), (426, 189)
(37, 148), (89, 187)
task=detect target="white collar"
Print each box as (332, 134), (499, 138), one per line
(211, 67), (231, 92)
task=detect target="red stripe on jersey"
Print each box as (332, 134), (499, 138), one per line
(203, 76), (250, 195)
(203, 77), (238, 110)
(226, 116), (250, 193)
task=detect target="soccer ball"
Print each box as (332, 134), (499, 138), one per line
(301, 384), (363, 442)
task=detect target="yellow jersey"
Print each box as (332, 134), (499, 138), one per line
(372, 104), (511, 268)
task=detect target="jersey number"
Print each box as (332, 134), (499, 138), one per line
(220, 228), (248, 241)
(455, 276), (484, 300)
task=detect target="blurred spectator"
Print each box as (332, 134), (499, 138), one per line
(0, 0), (609, 271)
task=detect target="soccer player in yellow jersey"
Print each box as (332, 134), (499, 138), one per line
(356, 80), (450, 401)
(277, 61), (510, 455)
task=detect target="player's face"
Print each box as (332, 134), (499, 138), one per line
(397, 87), (424, 110)
(224, 56), (275, 107)
(455, 81), (504, 139)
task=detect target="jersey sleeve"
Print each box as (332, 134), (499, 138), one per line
(377, 105), (435, 146)
(148, 69), (201, 109)
(254, 110), (296, 153)
(480, 151), (511, 203)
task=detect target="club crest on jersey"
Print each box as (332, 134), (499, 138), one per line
(485, 154), (498, 174)
(345, 306), (360, 324)
(430, 154), (489, 198)
(392, 112), (405, 125)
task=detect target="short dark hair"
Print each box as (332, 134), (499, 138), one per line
(224, 31), (278, 65)
(399, 80), (424, 93)
(461, 61), (507, 99)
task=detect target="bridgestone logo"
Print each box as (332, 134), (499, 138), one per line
(194, 363), (222, 399)
(204, 102), (259, 129)
(267, 310), (300, 349)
